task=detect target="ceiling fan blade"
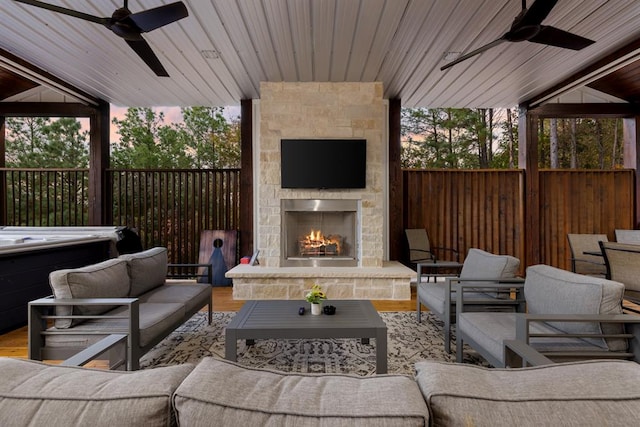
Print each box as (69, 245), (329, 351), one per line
(13, 0), (108, 26)
(125, 39), (169, 77)
(128, 1), (188, 33)
(530, 26), (595, 50)
(518, 0), (559, 27)
(441, 38), (506, 70)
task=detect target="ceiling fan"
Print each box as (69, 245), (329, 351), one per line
(441, 0), (595, 70)
(13, 0), (189, 77)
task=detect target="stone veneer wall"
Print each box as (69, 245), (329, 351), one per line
(257, 81), (386, 267)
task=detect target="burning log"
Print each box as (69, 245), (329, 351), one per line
(298, 229), (342, 256)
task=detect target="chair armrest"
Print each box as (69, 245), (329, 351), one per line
(167, 263), (213, 283)
(431, 246), (459, 261)
(504, 340), (555, 367)
(571, 258), (606, 268)
(29, 296), (139, 306)
(453, 279), (526, 313)
(61, 334), (128, 369)
(515, 313), (640, 343)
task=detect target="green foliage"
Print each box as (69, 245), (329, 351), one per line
(401, 107), (623, 170)
(401, 107), (511, 169)
(111, 106), (241, 169)
(537, 118), (623, 169)
(5, 117), (89, 167)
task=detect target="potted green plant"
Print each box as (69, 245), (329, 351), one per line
(305, 284), (326, 315)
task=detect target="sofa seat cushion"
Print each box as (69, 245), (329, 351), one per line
(525, 265), (626, 350)
(173, 357), (430, 426)
(0, 357), (194, 427)
(458, 312), (607, 366)
(49, 258), (131, 329)
(46, 302), (185, 349)
(139, 283), (211, 315)
(415, 360), (640, 427)
(120, 247), (168, 297)
(418, 283), (501, 317)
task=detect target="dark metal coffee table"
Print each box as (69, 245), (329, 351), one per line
(225, 299), (388, 373)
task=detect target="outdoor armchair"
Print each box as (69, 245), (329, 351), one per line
(600, 241), (640, 306)
(456, 264), (640, 368)
(614, 229), (640, 245)
(405, 229), (462, 282)
(416, 248), (523, 353)
(566, 233), (608, 276)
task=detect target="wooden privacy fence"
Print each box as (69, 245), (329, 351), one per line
(403, 169), (635, 272)
(403, 170), (525, 272)
(539, 169), (635, 270)
(1, 167), (635, 272)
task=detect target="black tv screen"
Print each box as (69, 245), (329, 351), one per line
(281, 139), (366, 189)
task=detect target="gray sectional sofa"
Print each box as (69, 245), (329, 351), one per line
(1, 356), (639, 426)
(28, 247), (212, 370)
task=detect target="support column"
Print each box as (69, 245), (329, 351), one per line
(519, 104), (541, 267)
(623, 117), (640, 228)
(388, 98), (403, 261)
(88, 101), (110, 225)
(0, 115), (5, 225)
(240, 99), (254, 258)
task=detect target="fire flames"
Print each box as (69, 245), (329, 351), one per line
(299, 229), (342, 256)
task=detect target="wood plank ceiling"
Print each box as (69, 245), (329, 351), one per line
(1, 0), (640, 108)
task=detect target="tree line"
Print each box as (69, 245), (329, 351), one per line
(401, 108), (623, 169)
(4, 106), (241, 169)
(4, 107), (623, 170)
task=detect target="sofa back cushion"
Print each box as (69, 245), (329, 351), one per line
(459, 248), (520, 297)
(525, 264), (625, 350)
(415, 360), (640, 426)
(173, 358), (430, 426)
(49, 258), (131, 329)
(460, 248), (520, 280)
(0, 357), (193, 427)
(119, 247), (168, 297)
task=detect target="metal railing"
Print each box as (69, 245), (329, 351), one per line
(1, 168), (241, 267)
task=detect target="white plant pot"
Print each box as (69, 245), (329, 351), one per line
(310, 302), (322, 315)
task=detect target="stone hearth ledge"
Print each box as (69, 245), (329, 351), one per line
(227, 261), (415, 301)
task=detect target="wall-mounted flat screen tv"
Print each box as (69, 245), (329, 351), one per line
(281, 139), (366, 189)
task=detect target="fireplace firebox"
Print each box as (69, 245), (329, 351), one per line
(281, 199), (360, 267)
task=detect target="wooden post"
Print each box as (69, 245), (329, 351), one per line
(0, 115), (6, 225)
(88, 101), (110, 225)
(623, 117), (640, 228)
(519, 104), (541, 267)
(388, 98), (403, 261)
(240, 99), (254, 258)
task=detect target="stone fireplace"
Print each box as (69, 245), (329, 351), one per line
(281, 199), (360, 267)
(227, 81), (414, 300)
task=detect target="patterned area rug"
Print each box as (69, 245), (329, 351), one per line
(140, 311), (485, 376)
